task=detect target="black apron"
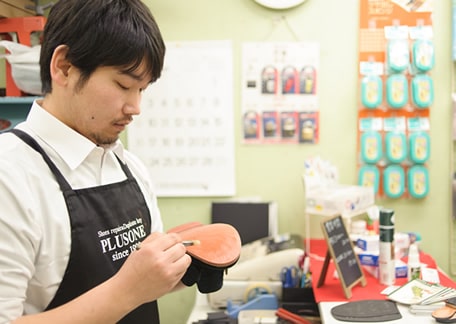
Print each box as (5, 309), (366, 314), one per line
(12, 129), (159, 323)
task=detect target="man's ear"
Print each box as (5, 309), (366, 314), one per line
(50, 45), (72, 86)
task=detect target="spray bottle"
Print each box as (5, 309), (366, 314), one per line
(407, 243), (421, 281)
(379, 208), (395, 285)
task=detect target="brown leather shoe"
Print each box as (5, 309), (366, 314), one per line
(168, 222), (241, 268)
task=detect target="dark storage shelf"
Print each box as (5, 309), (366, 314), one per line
(0, 96), (38, 130)
(0, 96), (38, 104)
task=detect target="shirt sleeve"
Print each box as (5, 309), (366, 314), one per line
(0, 153), (41, 322)
(0, 136), (70, 320)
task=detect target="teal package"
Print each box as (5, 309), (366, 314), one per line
(412, 40), (434, 73)
(358, 165), (380, 194)
(361, 75), (382, 109)
(361, 131), (383, 164)
(408, 165), (429, 199)
(386, 74), (408, 109)
(385, 132), (407, 163)
(383, 165), (405, 198)
(387, 40), (409, 73)
(411, 74), (434, 108)
(409, 132), (430, 164)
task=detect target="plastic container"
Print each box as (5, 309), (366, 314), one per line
(412, 39), (434, 72)
(386, 74), (408, 109)
(361, 131), (383, 164)
(408, 165), (429, 199)
(409, 132), (430, 164)
(411, 74), (434, 109)
(361, 75), (383, 109)
(385, 132), (407, 163)
(407, 243), (421, 281)
(358, 165), (380, 194)
(387, 40), (409, 73)
(383, 165), (405, 198)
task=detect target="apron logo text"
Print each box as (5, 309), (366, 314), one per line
(98, 218), (146, 262)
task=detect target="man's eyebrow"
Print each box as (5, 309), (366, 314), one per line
(119, 70), (143, 81)
(118, 70), (154, 84)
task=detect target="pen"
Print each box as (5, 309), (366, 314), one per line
(135, 239), (200, 251)
(303, 256), (310, 274)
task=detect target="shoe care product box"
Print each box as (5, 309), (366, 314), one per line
(356, 235), (379, 252)
(355, 232), (410, 259)
(356, 249), (379, 266)
(356, 248), (408, 278)
(355, 248), (408, 279)
(354, 230), (409, 279)
(362, 260), (408, 279)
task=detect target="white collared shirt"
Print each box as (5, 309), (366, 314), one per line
(0, 101), (163, 322)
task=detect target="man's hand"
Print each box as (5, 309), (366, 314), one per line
(112, 232), (192, 308)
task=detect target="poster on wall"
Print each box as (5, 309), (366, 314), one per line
(127, 40), (235, 197)
(241, 41), (320, 144)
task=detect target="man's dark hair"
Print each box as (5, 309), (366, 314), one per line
(40, 0), (166, 94)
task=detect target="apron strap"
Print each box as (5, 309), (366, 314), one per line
(10, 129), (134, 190)
(10, 129), (73, 192)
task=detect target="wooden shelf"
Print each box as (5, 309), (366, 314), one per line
(0, 0), (35, 18)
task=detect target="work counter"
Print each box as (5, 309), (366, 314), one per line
(187, 239), (456, 323)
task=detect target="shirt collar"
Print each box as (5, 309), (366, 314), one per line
(23, 100), (126, 170)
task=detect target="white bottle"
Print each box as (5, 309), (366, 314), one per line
(407, 243), (421, 281)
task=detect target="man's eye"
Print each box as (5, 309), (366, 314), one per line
(117, 82), (129, 90)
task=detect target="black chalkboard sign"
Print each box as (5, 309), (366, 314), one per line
(317, 215), (366, 298)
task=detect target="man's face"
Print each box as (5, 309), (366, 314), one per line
(64, 64), (151, 145)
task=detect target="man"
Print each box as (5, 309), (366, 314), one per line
(0, 0), (192, 322)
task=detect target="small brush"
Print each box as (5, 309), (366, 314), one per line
(182, 240), (201, 246)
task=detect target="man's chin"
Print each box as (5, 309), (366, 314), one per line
(94, 134), (119, 146)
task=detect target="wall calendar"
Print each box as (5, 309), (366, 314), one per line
(127, 40), (235, 197)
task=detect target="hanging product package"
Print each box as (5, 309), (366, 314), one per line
(0, 40), (42, 95)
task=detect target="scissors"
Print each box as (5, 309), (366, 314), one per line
(280, 266), (301, 288)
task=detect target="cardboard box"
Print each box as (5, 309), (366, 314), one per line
(0, 0), (35, 18)
(305, 184), (374, 217)
(356, 235), (379, 252)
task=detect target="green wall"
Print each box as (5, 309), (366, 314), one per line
(1, 1), (453, 323)
(142, 1), (454, 323)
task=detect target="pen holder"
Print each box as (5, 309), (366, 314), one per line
(281, 287), (319, 318)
